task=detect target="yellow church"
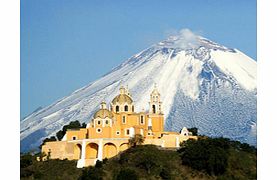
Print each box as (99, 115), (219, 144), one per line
(41, 85), (197, 168)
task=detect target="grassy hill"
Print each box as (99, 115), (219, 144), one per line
(20, 137), (256, 180)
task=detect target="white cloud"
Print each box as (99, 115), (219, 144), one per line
(165, 28), (201, 49)
(176, 28), (200, 48)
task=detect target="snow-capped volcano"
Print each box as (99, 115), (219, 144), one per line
(20, 29), (256, 152)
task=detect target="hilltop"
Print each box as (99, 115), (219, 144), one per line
(21, 137), (256, 180)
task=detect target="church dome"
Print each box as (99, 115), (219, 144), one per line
(93, 109), (113, 119)
(111, 94), (133, 105)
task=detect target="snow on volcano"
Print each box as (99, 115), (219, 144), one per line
(20, 29), (256, 152)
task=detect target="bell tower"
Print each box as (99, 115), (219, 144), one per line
(148, 84), (164, 133)
(149, 84), (162, 115)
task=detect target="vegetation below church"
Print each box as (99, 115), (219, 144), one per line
(21, 136), (256, 180)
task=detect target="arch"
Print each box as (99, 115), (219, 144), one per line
(124, 105), (128, 112)
(73, 144), (82, 159)
(119, 143), (129, 152)
(116, 105), (119, 112)
(152, 105), (156, 114)
(86, 143), (98, 159)
(103, 143), (117, 159)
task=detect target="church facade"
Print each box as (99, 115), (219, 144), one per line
(41, 85), (197, 168)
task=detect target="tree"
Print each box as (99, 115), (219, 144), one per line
(138, 155), (158, 174)
(187, 127), (198, 136)
(20, 153), (33, 168)
(78, 166), (104, 180)
(240, 143), (256, 153)
(95, 160), (103, 168)
(160, 168), (171, 180)
(116, 168), (138, 180)
(128, 134), (144, 147)
(56, 130), (64, 141)
(82, 122), (87, 128)
(179, 137), (230, 175)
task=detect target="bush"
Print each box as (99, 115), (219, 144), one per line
(33, 170), (43, 179)
(56, 130), (65, 141)
(116, 168), (138, 180)
(20, 154), (33, 168)
(138, 154), (159, 174)
(134, 146), (162, 174)
(20, 168), (34, 178)
(160, 168), (171, 180)
(79, 166), (104, 180)
(62, 120), (82, 132)
(119, 145), (165, 175)
(95, 160), (103, 168)
(82, 122), (87, 128)
(240, 143), (256, 153)
(128, 134), (144, 147)
(187, 127), (198, 136)
(180, 138), (230, 175)
(102, 158), (108, 164)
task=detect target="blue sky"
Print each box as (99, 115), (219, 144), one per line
(21, 0), (256, 119)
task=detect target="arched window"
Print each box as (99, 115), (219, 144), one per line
(122, 116), (126, 124)
(140, 115), (144, 124)
(116, 105), (119, 112)
(124, 105), (128, 112)
(132, 105), (134, 112)
(152, 105), (156, 114)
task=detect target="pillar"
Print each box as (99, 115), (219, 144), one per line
(97, 139), (103, 161)
(130, 127), (135, 137)
(77, 140), (86, 168)
(161, 140), (165, 148)
(175, 137), (180, 148)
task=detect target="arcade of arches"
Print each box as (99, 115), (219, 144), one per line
(71, 140), (130, 168)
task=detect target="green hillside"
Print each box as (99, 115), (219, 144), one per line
(20, 137), (256, 180)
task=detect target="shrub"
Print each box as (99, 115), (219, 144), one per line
(20, 154), (33, 168)
(95, 160), (103, 168)
(56, 130), (65, 141)
(187, 127), (198, 136)
(82, 122), (87, 128)
(33, 170), (43, 179)
(116, 168), (138, 180)
(128, 134), (144, 147)
(180, 138), (230, 175)
(160, 168), (171, 180)
(240, 143), (256, 153)
(135, 146), (162, 174)
(79, 166), (104, 180)
(20, 168), (34, 178)
(103, 158), (108, 164)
